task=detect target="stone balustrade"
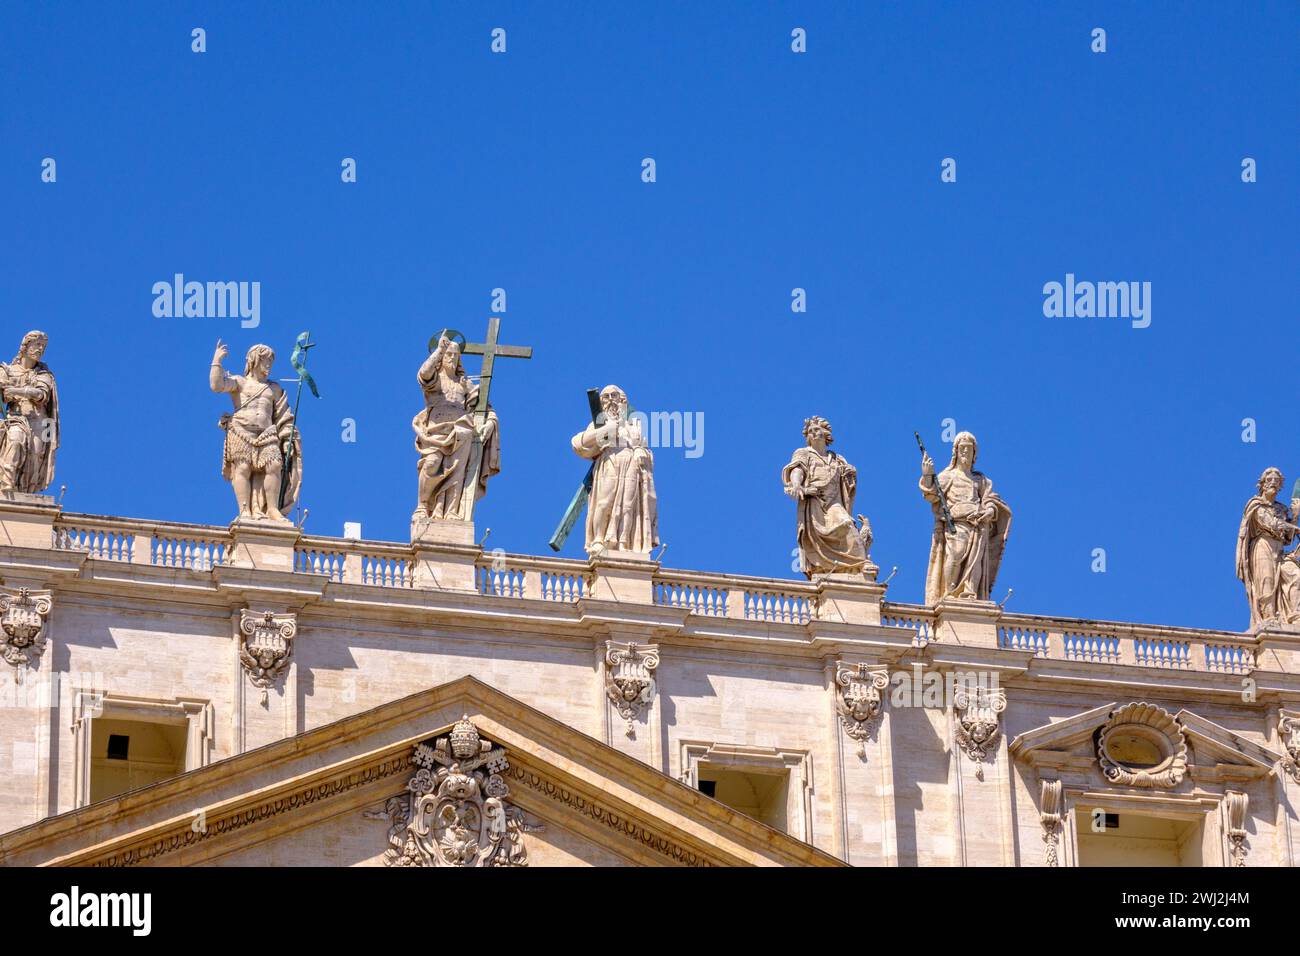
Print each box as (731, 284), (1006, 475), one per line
(46, 510), (1265, 676)
(294, 536), (416, 587)
(54, 513), (230, 570)
(650, 569), (817, 623)
(996, 613), (1255, 676)
(880, 604), (936, 645)
(475, 553), (590, 602)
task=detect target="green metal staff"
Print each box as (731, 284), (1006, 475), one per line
(279, 332), (319, 513)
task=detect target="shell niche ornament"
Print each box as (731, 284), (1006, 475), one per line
(1096, 702), (1188, 789)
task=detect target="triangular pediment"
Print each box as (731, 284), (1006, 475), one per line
(1010, 701), (1282, 782)
(0, 676), (841, 867)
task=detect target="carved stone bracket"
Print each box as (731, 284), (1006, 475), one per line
(0, 586), (52, 680)
(605, 640), (659, 739)
(367, 716), (543, 867)
(1224, 790), (1249, 867)
(238, 609), (297, 705)
(953, 684), (1007, 779)
(1096, 702), (1187, 789)
(1279, 713), (1300, 784)
(1039, 779), (1063, 867)
(834, 662), (889, 759)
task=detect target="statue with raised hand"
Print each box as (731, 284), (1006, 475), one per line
(210, 339), (301, 522)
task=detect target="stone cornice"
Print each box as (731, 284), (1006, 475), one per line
(5, 505), (1297, 697)
(0, 545), (87, 582)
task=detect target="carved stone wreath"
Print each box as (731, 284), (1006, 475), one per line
(953, 685), (1007, 771)
(834, 663), (889, 758)
(605, 641), (659, 738)
(1095, 702), (1187, 789)
(238, 610), (297, 704)
(0, 586), (52, 677)
(367, 716), (543, 867)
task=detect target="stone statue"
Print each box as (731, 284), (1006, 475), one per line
(1235, 467), (1300, 630)
(571, 385), (658, 556)
(412, 334), (499, 522)
(0, 331), (59, 494)
(781, 416), (872, 579)
(210, 340), (302, 522)
(919, 431), (1011, 604)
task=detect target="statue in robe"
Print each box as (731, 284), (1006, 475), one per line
(210, 340), (302, 521)
(0, 331), (59, 494)
(571, 385), (658, 555)
(412, 334), (499, 521)
(1236, 467), (1300, 630)
(919, 431), (1011, 604)
(781, 416), (872, 578)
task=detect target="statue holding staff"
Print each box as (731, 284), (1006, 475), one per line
(918, 430), (1011, 604)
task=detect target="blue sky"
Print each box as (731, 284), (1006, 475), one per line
(2, 2), (1296, 631)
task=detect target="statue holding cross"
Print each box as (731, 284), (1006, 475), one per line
(411, 318), (531, 530)
(566, 384), (660, 557)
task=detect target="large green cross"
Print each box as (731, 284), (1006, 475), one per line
(548, 389), (604, 551)
(548, 389), (638, 552)
(442, 318), (532, 522)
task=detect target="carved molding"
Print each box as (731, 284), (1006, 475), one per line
(239, 610), (297, 704)
(1039, 779), (1063, 867)
(507, 763), (711, 866)
(605, 641), (659, 738)
(368, 716), (542, 867)
(953, 685), (1007, 778)
(1096, 702), (1187, 789)
(834, 662), (889, 758)
(1224, 790), (1249, 867)
(94, 752), (411, 867)
(0, 586), (52, 678)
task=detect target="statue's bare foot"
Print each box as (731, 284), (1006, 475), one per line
(265, 508), (288, 522)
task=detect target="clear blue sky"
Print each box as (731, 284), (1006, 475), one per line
(2, 2), (1296, 631)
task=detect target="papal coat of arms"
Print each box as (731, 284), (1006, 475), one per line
(0, 587), (52, 674)
(369, 716), (542, 867)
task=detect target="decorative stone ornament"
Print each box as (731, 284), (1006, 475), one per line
(0, 586), (52, 678)
(1039, 779), (1063, 867)
(370, 716), (541, 867)
(953, 684), (1007, 778)
(1224, 790), (1249, 866)
(238, 609), (297, 705)
(1279, 713), (1300, 784)
(605, 641), (659, 738)
(834, 662), (889, 758)
(1095, 702), (1187, 789)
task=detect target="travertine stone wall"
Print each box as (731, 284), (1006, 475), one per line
(1, 504), (1294, 866)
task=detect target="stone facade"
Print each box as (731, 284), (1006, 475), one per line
(1, 497), (1297, 866)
